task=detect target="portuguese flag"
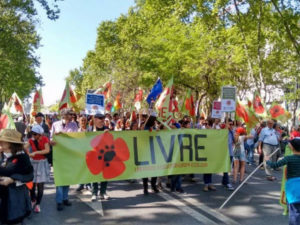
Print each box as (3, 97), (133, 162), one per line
(181, 89), (195, 117)
(59, 81), (77, 111)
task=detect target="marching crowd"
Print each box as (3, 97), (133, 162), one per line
(0, 109), (300, 225)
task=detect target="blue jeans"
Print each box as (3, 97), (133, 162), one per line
(245, 143), (255, 164)
(171, 175), (182, 191)
(203, 174), (212, 185)
(222, 156), (233, 185)
(56, 186), (69, 203)
(289, 203), (300, 225)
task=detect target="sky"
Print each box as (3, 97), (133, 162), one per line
(35, 0), (135, 106)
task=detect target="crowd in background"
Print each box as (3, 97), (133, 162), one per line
(0, 109), (296, 224)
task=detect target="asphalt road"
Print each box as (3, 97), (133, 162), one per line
(25, 160), (289, 225)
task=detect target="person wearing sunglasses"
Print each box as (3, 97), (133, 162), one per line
(50, 108), (78, 211)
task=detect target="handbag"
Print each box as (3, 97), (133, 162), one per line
(7, 184), (31, 222)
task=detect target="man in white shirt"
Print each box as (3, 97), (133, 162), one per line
(258, 120), (280, 181)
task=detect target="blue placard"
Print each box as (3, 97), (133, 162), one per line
(85, 93), (105, 115)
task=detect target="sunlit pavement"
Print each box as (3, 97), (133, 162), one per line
(25, 158), (289, 225)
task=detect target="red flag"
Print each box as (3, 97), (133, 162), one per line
(181, 89), (195, 116)
(155, 77), (174, 128)
(94, 82), (112, 100)
(59, 81), (77, 111)
(134, 88), (143, 111)
(247, 98), (252, 108)
(0, 114), (8, 129)
(31, 89), (44, 116)
(8, 92), (24, 113)
(113, 93), (122, 111)
(253, 91), (265, 114)
(130, 110), (137, 122)
(236, 102), (249, 123)
(171, 98), (179, 113)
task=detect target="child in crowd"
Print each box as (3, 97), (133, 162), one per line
(266, 138), (300, 225)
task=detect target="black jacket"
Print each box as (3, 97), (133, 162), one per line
(0, 152), (33, 224)
(0, 152), (33, 180)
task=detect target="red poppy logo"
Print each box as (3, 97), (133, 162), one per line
(86, 132), (130, 179)
(12, 159), (18, 164)
(269, 105), (285, 118)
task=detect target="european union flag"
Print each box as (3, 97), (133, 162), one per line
(146, 78), (163, 105)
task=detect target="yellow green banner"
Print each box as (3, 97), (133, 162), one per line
(53, 129), (230, 186)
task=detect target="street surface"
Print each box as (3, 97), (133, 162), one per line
(25, 159), (289, 225)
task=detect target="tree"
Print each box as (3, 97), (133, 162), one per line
(0, 0), (62, 106)
(68, 0), (299, 114)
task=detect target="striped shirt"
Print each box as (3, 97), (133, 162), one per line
(267, 155), (300, 179)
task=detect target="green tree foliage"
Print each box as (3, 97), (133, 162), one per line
(68, 0), (299, 112)
(0, 0), (62, 104)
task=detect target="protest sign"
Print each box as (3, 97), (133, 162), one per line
(211, 101), (222, 118)
(53, 129), (230, 186)
(85, 93), (105, 115)
(221, 86), (236, 112)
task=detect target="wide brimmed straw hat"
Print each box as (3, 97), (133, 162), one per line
(0, 129), (24, 144)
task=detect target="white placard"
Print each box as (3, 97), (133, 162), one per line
(221, 86), (236, 112)
(211, 101), (222, 118)
(85, 93), (105, 115)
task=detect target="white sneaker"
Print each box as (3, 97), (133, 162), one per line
(91, 194), (97, 202)
(100, 193), (110, 200)
(226, 183), (235, 191)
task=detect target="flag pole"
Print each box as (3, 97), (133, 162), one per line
(219, 147), (281, 210)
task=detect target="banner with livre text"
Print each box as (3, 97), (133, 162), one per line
(53, 129), (230, 186)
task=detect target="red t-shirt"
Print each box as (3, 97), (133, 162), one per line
(291, 130), (300, 139)
(29, 136), (49, 160)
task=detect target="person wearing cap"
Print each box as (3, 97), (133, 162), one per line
(34, 112), (50, 138)
(258, 119), (280, 181)
(89, 113), (110, 201)
(24, 125), (50, 213)
(14, 116), (27, 141)
(232, 127), (253, 185)
(0, 129), (33, 224)
(266, 138), (300, 225)
(50, 108), (78, 211)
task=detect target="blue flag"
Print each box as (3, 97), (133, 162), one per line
(146, 78), (163, 105)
